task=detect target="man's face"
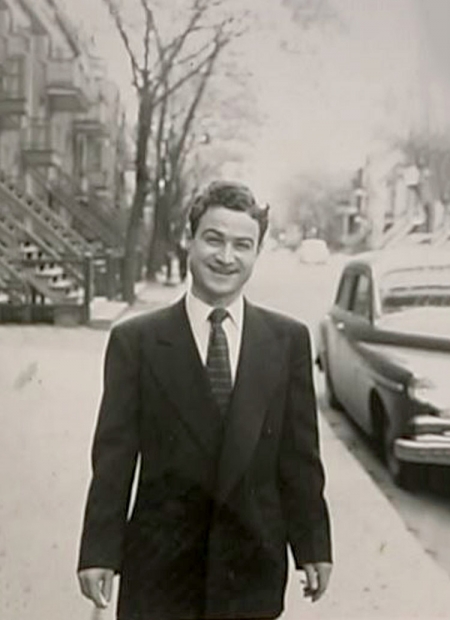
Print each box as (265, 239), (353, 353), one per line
(188, 206), (261, 306)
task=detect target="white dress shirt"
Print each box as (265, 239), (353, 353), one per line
(185, 291), (244, 383)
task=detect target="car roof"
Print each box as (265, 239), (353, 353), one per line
(343, 246), (450, 278)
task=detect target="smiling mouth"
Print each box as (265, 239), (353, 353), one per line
(209, 265), (238, 276)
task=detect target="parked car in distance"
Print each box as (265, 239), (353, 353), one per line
(316, 247), (450, 487)
(298, 238), (330, 264)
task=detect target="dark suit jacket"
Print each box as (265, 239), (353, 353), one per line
(78, 298), (332, 620)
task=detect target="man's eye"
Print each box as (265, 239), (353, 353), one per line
(235, 242), (252, 251)
(205, 236), (221, 246)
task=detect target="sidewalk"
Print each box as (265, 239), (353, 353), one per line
(89, 278), (186, 329)
(92, 280), (450, 618)
(284, 412), (450, 619)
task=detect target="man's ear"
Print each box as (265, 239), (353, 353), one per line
(185, 230), (195, 253)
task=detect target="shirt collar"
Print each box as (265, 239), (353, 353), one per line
(185, 290), (244, 329)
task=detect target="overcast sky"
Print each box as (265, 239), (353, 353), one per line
(60, 0), (448, 204)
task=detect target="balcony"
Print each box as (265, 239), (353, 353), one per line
(22, 120), (62, 169)
(46, 58), (89, 113)
(73, 98), (109, 137)
(0, 58), (28, 117)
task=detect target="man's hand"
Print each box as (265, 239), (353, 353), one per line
(301, 562), (332, 602)
(78, 568), (114, 609)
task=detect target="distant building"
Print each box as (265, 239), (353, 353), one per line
(0, 0), (134, 322)
(0, 0), (131, 218)
(353, 144), (450, 250)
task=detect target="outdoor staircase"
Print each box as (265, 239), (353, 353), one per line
(0, 214), (84, 300)
(0, 252), (30, 306)
(432, 215), (450, 247)
(0, 171), (91, 256)
(30, 169), (125, 250)
(380, 213), (417, 249)
(0, 173), (91, 322)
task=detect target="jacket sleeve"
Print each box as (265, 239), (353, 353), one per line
(278, 323), (332, 568)
(78, 323), (140, 572)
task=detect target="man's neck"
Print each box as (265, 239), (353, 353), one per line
(190, 287), (242, 309)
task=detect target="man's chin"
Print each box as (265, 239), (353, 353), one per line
(202, 281), (242, 304)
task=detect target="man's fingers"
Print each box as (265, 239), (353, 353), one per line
(101, 571), (113, 604)
(303, 564), (318, 597)
(302, 562), (332, 602)
(78, 568), (113, 608)
(312, 563), (332, 602)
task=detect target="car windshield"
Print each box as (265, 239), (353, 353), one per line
(380, 264), (450, 314)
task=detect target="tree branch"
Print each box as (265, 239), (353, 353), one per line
(154, 0), (209, 76)
(171, 40), (224, 169)
(139, 0), (155, 81)
(102, 0), (141, 89)
(175, 39), (214, 69)
(152, 34), (226, 109)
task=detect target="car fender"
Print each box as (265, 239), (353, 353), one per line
(356, 341), (417, 436)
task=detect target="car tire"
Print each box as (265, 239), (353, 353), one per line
(323, 355), (343, 410)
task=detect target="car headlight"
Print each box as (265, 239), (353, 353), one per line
(408, 376), (450, 417)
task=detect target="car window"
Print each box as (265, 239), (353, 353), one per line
(380, 264), (450, 313)
(335, 271), (356, 310)
(350, 273), (372, 320)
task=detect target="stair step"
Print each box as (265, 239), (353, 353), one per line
(48, 278), (73, 291)
(0, 177), (88, 258)
(66, 288), (84, 302)
(20, 243), (40, 252)
(34, 266), (65, 278)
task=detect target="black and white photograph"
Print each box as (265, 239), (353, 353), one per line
(1, 1), (450, 619)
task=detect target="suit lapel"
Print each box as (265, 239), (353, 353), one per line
(216, 302), (286, 503)
(150, 298), (223, 459)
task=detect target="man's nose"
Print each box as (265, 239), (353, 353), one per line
(217, 243), (235, 263)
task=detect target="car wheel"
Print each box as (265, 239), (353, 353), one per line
(381, 413), (418, 490)
(323, 355), (342, 410)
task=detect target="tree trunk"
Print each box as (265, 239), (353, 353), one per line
(122, 184), (147, 302)
(122, 88), (152, 303)
(146, 193), (169, 280)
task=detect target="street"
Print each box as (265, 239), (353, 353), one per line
(1, 248), (450, 619)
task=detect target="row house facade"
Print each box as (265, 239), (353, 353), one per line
(0, 0), (131, 322)
(340, 146), (450, 252)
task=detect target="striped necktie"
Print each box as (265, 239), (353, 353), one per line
(206, 307), (233, 415)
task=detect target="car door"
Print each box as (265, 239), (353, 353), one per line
(326, 268), (359, 408)
(342, 269), (374, 432)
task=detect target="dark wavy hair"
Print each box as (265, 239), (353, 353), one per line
(189, 180), (269, 246)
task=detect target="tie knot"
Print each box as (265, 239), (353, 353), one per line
(209, 307), (229, 326)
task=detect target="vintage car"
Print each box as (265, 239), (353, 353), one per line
(316, 247), (450, 487)
(298, 238), (330, 264)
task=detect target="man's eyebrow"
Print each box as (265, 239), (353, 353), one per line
(202, 229), (255, 243)
(202, 227), (224, 235)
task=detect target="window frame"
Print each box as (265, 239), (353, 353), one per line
(348, 269), (374, 323)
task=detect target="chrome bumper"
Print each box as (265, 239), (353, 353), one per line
(395, 416), (450, 466)
(395, 415), (450, 465)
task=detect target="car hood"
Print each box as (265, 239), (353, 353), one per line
(377, 307), (450, 344)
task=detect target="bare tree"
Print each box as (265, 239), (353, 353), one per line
(102, 0), (239, 301)
(145, 24), (232, 278)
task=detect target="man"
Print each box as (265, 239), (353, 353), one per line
(77, 181), (333, 620)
